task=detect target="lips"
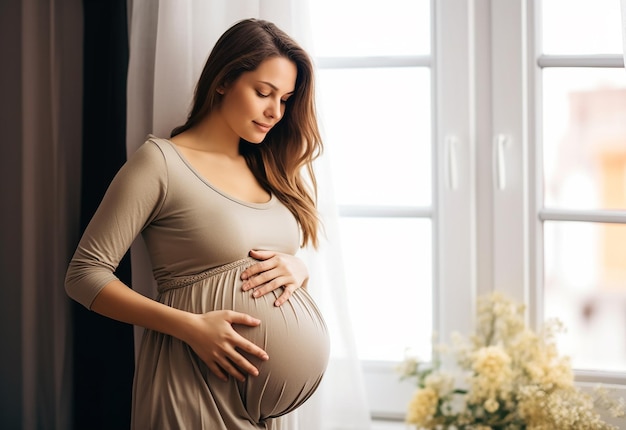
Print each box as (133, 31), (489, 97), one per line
(253, 121), (272, 132)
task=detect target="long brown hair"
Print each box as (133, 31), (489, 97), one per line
(171, 19), (322, 248)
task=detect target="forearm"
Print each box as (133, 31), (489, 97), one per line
(90, 280), (197, 343)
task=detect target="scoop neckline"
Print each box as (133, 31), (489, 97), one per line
(151, 135), (276, 210)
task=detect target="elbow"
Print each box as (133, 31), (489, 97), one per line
(64, 264), (84, 306)
(64, 259), (116, 310)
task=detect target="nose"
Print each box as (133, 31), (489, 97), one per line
(265, 98), (283, 121)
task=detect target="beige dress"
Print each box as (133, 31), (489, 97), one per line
(65, 136), (330, 429)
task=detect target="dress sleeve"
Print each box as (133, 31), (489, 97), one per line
(65, 140), (168, 309)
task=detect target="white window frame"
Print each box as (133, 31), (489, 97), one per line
(493, 1), (626, 425)
(315, 55), (438, 419)
(532, 2), (626, 387)
(315, 0), (626, 421)
(313, 0), (479, 419)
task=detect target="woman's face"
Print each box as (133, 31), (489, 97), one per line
(219, 56), (297, 144)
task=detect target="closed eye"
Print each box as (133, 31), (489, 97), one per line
(257, 89), (291, 104)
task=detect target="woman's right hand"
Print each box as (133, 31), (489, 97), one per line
(88, 281), (267, 382)
(184, 310), (269, 382)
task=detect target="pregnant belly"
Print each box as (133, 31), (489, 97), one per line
(157, 259), (330, 422)
(234, 286), (330, 420)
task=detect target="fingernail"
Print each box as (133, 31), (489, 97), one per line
(253, 291), (260, 298)
(241, 273), (248, 280)
(274, 300), (281, 307)
(262, 354), (269, 360)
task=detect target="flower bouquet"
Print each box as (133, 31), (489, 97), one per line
(397, 292), (625, 430)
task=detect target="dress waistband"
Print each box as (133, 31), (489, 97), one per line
(157, 257), (256, 294)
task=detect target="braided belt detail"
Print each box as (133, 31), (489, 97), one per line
(157, 257), (256, 293)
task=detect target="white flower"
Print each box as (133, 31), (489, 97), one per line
(396, 356), (419, 379)
(424, 371), (455, 396)
(406, 387), (438, 425)
(398, 292), (625, 430)
(472, 346), (511, 380)
(483, 397), (499, 413)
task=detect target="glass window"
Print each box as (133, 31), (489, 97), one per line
(544, 221), (626, 372)
(339, 217), (433, 361)
(317, 67), (432, 207)
(310, 0), (433, 364)
(542, 68), (626, 211)
(541, 0), (623, 55)
(309, 0), (431, 57)
(539, 0), (626, 376)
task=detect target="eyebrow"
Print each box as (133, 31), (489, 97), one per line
(258, 81), (295, 95)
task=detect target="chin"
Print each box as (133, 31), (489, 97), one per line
(242, 137), (266, 145)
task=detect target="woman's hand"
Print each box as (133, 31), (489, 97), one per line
(184, 310), (269, 382)
(241, 250), (309, 306)
(89, 281), (268, 382)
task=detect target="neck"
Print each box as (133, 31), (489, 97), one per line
(184, 112), (240, 158)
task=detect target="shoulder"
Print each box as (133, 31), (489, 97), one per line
(134, 135), (168, 157)
(126, 135), (179, 169)
(110, 137), (173, 189)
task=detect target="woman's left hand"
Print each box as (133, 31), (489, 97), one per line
(241, 250), (309, 306)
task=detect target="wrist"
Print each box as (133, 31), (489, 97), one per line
(169, 308), (200, 345)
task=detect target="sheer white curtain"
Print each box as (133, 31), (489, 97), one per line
(126, 1), (371, 429)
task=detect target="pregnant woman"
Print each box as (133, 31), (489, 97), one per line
(65, 18), (329, 429)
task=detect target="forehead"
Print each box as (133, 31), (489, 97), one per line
(240, 57), (297, 92)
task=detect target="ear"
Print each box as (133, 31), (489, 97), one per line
(216, 79), (232, 95)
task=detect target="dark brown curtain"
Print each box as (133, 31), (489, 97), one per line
(0, 0), (82, 428)
(0, 0), (134, 428)
(0, 0), (26, 422)
(71, 1), (134, 429)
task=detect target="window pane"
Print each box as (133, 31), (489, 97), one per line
(541, 0), (623, 55)
(544, 221), (626, 372)
(542, 68), (626, 210)
(339, 217), (432, 362)
(309, 0), (430, 57)
(318, 67), (432, 207)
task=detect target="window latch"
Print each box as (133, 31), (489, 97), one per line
(445, 134), (459, 190)
(493, 134), (510, 190)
